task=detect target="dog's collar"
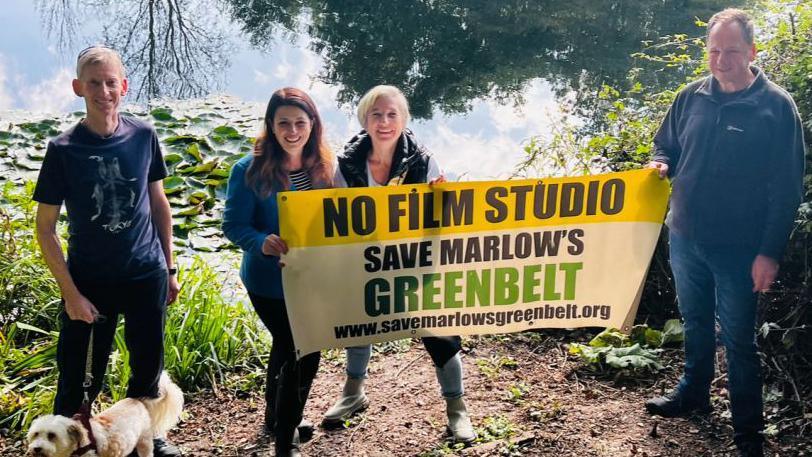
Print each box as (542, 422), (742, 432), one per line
(70, 405), (97, 457)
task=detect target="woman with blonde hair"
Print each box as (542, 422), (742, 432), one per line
(322, 85), (476, 443)
(223, 87), (332, 457)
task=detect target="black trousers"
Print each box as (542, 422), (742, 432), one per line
(248, 292), (320, 453)
(422, 336), (462, 367)
(54, 272), (168, 417)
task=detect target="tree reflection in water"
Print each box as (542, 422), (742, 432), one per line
(227, 0), (741, 123)
(36, 0), (742, 124)
(36, 0), (81, 53)
(36, 0), (230, 101)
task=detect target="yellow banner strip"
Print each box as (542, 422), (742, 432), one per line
(279, 169), (669, 248)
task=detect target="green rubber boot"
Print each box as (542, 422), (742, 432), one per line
(446, 397), (476, 443)
(321, 377), (369, 428)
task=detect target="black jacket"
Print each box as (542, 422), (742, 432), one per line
(337, 129), (432, 187)
(335, 129), (461, 366)
(653, 67), (806, 259)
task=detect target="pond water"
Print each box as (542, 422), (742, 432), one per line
(0, 0), (744, 179)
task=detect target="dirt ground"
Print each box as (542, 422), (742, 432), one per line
(3, 331), (809, 456)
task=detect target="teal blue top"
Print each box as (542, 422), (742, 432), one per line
(222, 155), (288, 298)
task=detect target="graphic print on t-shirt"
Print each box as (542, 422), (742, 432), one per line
(89, 155), (137, 233)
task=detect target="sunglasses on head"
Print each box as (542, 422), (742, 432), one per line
(77, 44), (115, 61)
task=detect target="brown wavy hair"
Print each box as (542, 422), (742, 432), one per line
(246, 87), (333, 197)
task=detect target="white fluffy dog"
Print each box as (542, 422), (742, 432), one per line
(26, 372), (183, 457)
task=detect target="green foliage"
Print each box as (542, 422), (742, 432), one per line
(518, 3), (810, 426)
(568, 320), (684, 374)
(0, 183), (268, 433)
(373, 337), (413, 354)
(163, 258), (268, 390)
(0, 199), (63, 430)
(476, 355), (519, 380)
(476, 415), (521, 456)
(504, 382), (530, 404)
(754, 0), (812, 431)
(528, 399), (564, 423)
(760, 2), (812, 142)
(631, 318), (685, 347)
(0, 182), (62, 341)
(475, 415), (519, 443)
(569, 343), (664, 372)
(417, 441), (465, 457)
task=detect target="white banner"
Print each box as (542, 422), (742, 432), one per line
(279, 170), (668, 358)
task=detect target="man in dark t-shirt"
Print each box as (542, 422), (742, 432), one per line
(33, 46), (182, 456)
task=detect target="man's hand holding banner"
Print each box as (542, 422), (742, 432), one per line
(279, 169), (669, 358)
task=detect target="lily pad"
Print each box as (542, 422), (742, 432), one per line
(164, 153), (184, 165)
(187, 160), (219, 175)
(208, 168), (230, 178)
(164, 176), (185, 189)
(164, 134), (202, 146)
(151, 107), (176, 121)
(175, 206), (202, 217)
(163, 177), (187, 196)
(209, 125), (245, 143)
(204, 178), (226, 187)
(12, 158), (41, 171)
(186, 143), (203, 163)
(187, 191), (209, 205)
(187, 177), (207, 189)
(195, 227), (221, 238)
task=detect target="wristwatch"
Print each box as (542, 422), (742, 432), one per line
(168, 267), (178, 276)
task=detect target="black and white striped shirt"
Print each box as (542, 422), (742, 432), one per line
(289, 170), (313, 190)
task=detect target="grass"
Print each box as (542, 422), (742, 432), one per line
(0, 182), (62, 339)
(163, 257), (269, 391)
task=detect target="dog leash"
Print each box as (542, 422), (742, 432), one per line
(82, 325), (95, 404)
(70, 322), (99, 457)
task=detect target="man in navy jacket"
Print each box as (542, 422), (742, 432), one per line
(646, 9), (805, 457)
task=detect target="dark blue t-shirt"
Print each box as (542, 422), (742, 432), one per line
(33, 116), (168, 282)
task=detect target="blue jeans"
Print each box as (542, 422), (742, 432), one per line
(346, 345), (464, 398)
(669, 232), (763, 441)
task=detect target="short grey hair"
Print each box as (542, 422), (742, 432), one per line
(356, 85), (411, 129)
(76, 45), (126, 78)
(707, 8), (754, 45)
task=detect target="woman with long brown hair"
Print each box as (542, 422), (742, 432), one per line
(223, 87), (332, 457)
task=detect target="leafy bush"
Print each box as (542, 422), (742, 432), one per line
(568, 320), (683, 374)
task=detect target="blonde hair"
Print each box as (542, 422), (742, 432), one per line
(356, 85), (411, 129)
(708, 8), (754, 45)
(76, 46), (126, 79)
